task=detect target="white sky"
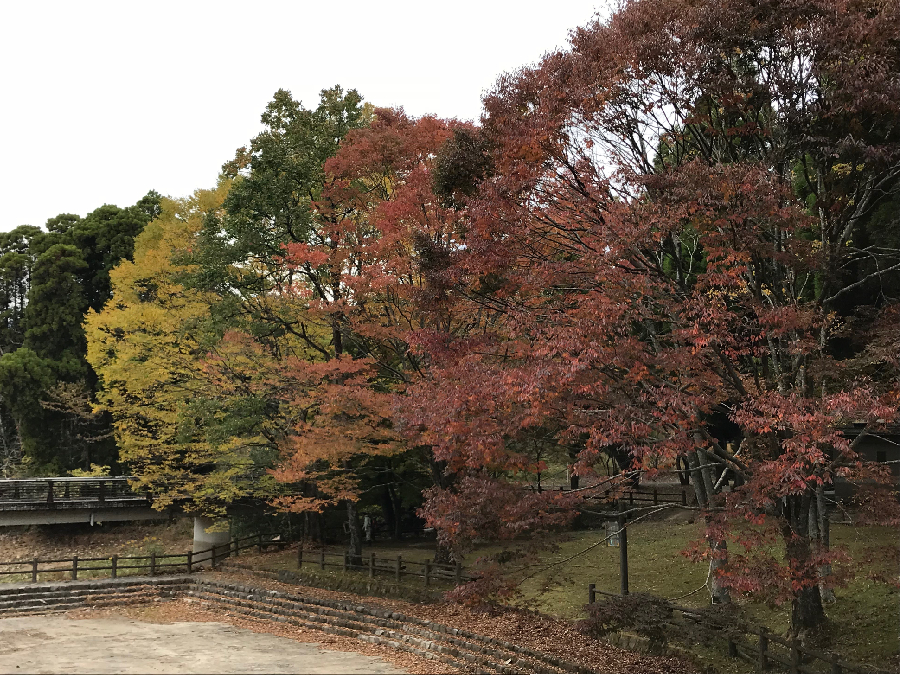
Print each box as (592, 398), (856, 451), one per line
(1, 1), (604, 233)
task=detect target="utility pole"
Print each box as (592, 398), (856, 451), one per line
(618, 499), (629, 595)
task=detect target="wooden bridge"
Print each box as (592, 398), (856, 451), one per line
(0, 477), (166, 527)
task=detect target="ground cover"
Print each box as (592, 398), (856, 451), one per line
(0, 519), (195, 584)
(248, 517), (898, 671)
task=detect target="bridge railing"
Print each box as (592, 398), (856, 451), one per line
(0, 477), (145, 506)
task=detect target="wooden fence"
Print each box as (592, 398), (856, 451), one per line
(0, 532), (287, 584)
(587, 586), (877, 673)
(295, 548), (471, 587)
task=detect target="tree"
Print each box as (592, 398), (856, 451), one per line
(405, 0), (900, 635)
(84, 180), (273, 515)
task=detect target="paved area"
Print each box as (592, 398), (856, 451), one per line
(0, 615), (408, 674)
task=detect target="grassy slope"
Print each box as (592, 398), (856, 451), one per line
(259, 520), (898, 670)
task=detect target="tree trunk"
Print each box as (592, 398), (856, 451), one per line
(812, 486), (836, 604)
(346, 499), (363, 566)
(387, 484), (402, 540)
(687, 448), (730, 604)
(785, 495), (826, 636)
(433, 539), (456, 565)
(381, 484), (399, 541)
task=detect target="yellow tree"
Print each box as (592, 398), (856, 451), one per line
(85, 179), (278, 516)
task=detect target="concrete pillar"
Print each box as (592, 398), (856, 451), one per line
(193, 516), (231, 566)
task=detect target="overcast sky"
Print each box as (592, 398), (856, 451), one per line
(1, 1), (604, 233)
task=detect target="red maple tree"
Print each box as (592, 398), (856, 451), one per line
(403, 0), (900, 634)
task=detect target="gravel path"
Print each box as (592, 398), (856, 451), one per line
(0, 614), (408, 674)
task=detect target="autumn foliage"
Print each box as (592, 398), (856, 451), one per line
(85, 0), (900, 638)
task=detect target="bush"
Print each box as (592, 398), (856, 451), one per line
(579, 593), (673, 651)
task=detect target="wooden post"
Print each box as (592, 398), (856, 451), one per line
(424, 561), (431, 586)
(98, 480), (106, 503)
(396, 555), (402, 583)
(455, 562), (462, 585)
(681, 488), (687, 506)
(343, 552), (348, 572)
(150, 552), (156, 576)
(211, 545), (218, 569)
(790, 640), (800, 673)
(727, 635), (737, 658)
(618, 500), (629, 595)
(320, 549), (326, 570)
(758, 627), (769, 672)
(47, 480), (54, 505)
(369, 552), (375, 579)
(111, 555), (118, 579)
(72, 555), (78, 581)
(297, 546), (302, 570)
(31, 558), (38, 583)
(233, 537), (240, 557)
(258, 533), (263, 553)
(186, 551), (193, 574)
(588, 583), (596, 604)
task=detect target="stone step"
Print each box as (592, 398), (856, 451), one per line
(0, 581), (191, 606)
(194, 588), (530, 673)
(186, 591), (480, 674)
(0, 586), (184, 614)
(189, 584), (550, 674)
(198, 578), (582, 674)
(0, 575), (191, 598)
(0, 591), (168, 616)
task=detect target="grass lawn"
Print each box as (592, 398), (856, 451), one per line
(256, 517), (898, 670)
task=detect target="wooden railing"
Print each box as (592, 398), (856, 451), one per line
(0, 532), (287, 583)
(0, 477), (147, 509)
(293, 548), (472, 587)
(586, 586), (879, 673)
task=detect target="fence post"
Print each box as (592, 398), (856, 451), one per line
(320, 549), (326, 571)
(343, 552), (348, 572)
(150, 552), (157, 576)
(369, 552), (375, 579)
(186, 551), (193, 574)
(396, 555), (402, 583)
(588, 583), (596, 605)
(111, 555), (118, 579)
(424, 561), (431, 586)
(72, 555), (78, 581)
(31, 558), (38, 583)
(758, 627), (769, 672)
(258, 533), (263, 553)
(790, 639), (800, 673)
(455, 562), (462, 585)
(211, 545), (218, 569)
(47, 480), (54, 505)
(98, 480), (106, 503)
(727, 634), (738, 658)
(681, 488), (687, 506)
(297, 546), (302, 570)
(233, 537), (240, 557)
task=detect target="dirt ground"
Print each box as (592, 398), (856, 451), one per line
(0, 614), (408, 674)
(0, 520), (195, 563)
